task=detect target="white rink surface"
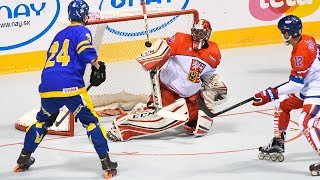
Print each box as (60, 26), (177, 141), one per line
(1, 44), (319, 180)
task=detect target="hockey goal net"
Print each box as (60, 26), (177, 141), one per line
(15, 8), (199, 136)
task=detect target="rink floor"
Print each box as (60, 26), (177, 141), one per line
(0, 43), (318, 180)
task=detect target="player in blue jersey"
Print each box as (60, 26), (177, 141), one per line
(13, 0), (117, 178)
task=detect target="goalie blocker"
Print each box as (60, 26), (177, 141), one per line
(136, 39), (171, 71)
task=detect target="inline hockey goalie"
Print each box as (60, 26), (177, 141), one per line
(107, 23), (227, 141)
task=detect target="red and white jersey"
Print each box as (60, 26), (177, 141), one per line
(160, 32), (221, 97)
(278, 34), (320, 104)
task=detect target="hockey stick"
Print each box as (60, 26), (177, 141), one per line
(141, 0), (152, 47)
(55, 84), (93, 127)
(197, 82), (288, 118)
(140, 0), (162, 111)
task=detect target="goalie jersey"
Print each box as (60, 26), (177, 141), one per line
(160, 32), (221, 97)
(39, 24), (98, 98)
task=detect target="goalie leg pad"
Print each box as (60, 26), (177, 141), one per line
(184, 110), (213, 137)
(107, 99), (189, 141)
(194, 110), (214, 136)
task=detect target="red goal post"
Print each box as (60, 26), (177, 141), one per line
(15, 9), (199, 136)
(88, 9), (199, 25)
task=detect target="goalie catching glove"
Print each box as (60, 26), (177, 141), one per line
(136, 39), (171, 71)
(90, 61), (106, 86)
(201, 74), (228, 110)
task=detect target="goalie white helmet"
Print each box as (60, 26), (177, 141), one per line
(191, 19), (212, 50)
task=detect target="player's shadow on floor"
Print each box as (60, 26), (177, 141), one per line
(248, 68), (289, 74)
(285, 151), (318, 163)
(131, 120), (239, 142)
(206, 157), (308, 176)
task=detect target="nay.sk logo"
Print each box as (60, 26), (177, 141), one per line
(249, 0), (320, 21)
(0, 0), (60, 51)
(98, 0), (190, 37)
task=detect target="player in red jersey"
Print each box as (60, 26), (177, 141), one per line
(252, 15), (320, 175)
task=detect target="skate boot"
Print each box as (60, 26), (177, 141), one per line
(13, 149), (35, 172)
(258, 132), (285, 162)
(101, 153), (118, 179)
(310, 163), (320, 176)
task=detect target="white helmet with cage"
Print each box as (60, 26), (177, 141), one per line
(191, 19), (212, 50)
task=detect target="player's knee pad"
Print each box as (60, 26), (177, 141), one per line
(108, 98), (189, 141)
(184, 110), (213, 137)
(85, 123), (109, 156)
(46, 112), (59, 128)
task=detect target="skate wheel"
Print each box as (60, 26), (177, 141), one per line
(311, 170), (320, 176)
(258, 152), (265, 160)
(104, 171), (112, 179)
(270, 154), (278, 161)
(265, 154), (271, 160)
(104, 169), (117, 179)
(13, 165), (24, 173)
(277, 155), (285, 162)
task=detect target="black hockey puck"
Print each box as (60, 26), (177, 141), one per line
(145, 41), (152, 47)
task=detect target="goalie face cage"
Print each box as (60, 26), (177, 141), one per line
(15, 9), (199, 136)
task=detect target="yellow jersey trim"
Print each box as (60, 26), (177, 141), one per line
(40, 87), (87, 98)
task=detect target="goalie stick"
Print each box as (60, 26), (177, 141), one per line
(141, 0), (152, 47)
(140, 0), (163, 111)
(197, 82), (288, 118)
(55, 84), (92, 127)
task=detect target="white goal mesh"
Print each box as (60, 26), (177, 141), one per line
(85, 9), (199, 110)
(15, 8), (199, 136)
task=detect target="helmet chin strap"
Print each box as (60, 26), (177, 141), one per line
(282, 34), (292, 45)
(192, 41), (203, 50)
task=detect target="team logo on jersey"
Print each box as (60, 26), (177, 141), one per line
(187, 59), (206, 83)
(63, 87), (79, 93)
(294, 56), (303, 67)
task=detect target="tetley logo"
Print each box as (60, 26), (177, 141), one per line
(249, 0), (320, 21)
(98, 0), (190, 37)
(0, 0), (60, 51)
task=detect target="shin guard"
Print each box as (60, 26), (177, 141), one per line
(23, 121), (47, 153)
(85, 123), (109, 158)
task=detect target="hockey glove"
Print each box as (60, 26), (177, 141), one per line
(90, 61), (106, 86)
(252, 87), (278, 106)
